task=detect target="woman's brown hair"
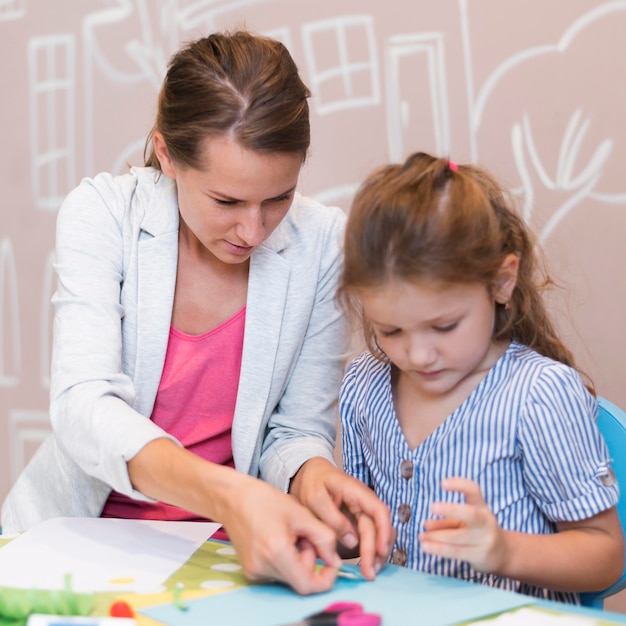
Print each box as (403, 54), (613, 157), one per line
(339, 151), (593, 392)
(144, 30), (311, 169)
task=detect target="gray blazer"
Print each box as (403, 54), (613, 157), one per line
(2, 167), (348, 533)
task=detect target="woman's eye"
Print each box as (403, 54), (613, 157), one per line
(214, 198), (237, 206)
(266, 194), (293, 205)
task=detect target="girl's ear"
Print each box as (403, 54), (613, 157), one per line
(494, 253), (519, 304)
(152, 131), (177, 179)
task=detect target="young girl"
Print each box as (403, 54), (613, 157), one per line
(338, 151), (624, 603)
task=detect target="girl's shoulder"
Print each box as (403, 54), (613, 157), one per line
(340, 352), (391, 412)
(501, 342), (594, 414)
(342, 352), (391, 391)
(505, 342), (585, 385)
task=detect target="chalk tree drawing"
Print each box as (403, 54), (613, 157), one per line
(460, 0), (626, 242)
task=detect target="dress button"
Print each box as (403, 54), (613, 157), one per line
(397, 504), (411, 523)
(400, 460), (413, 480)
(391, 548), (407, 566)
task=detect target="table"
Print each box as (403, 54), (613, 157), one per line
(3, 533), (626, 626)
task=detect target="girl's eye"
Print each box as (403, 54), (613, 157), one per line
(379, 328), (400, 338)
(435, 322), (458, 333)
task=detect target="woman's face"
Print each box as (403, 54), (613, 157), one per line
(157, 132), (302, 265)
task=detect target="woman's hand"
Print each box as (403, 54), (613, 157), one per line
(289, 457), (395, 580)
(419, 477), (507, 574)
(218, 472), (345, 595)
(128, 439), (343, 595)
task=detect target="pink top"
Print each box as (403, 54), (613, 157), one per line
(101, 307), (246, 540)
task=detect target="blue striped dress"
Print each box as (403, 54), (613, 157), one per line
(340, 341), (619, 603)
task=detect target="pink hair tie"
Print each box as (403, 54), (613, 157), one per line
(448, 160), (458, 172)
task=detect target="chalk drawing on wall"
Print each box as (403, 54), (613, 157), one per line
(313, 183), (360, 213)
(302, 15), (380, 116)
(28, 35), (76, 212)
(512, 109), (613, 244)
(263, 26), (292, 50)
(385, 33), (450, 163)
(174, 0), (268, 30)
(39, 251), (55, 389)
(1, 238), (20, 388)
(459, 0), (626, 243)
(0, 0), (26, 21)
(8, 410), (51, 482)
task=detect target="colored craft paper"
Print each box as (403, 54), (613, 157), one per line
(0, 518), (220, 593)
(140, 563), (532, 626)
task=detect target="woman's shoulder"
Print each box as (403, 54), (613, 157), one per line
(270, 193), (346, 246)
(66, 166), (156, 200)
(291, 192), (347, 222)
(59, 167), (177, 233)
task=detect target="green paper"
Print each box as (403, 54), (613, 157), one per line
(0, 574), (94, 626)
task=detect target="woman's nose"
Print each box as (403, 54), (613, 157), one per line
(238, 207), (265, 246)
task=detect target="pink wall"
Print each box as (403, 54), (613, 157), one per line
(2, 0), (626, 610)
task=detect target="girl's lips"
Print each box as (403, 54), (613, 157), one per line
(417, 369), (443, 379)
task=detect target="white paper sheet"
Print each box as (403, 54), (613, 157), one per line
(0, 517), (220, 593)
(470, 606), (604, 625)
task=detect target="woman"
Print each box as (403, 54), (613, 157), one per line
(1, 30), (393, 594)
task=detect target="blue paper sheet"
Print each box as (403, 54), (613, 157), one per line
(140, 563), (531, 626)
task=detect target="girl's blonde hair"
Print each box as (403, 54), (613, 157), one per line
(339, 152), (592, 392)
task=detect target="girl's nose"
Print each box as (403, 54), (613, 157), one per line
(408, 337), (437, 368)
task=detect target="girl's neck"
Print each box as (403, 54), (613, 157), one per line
(391, 339), (510, 450)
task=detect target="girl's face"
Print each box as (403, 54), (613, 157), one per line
(359, 278), (508, 400)
(155, 132), (302, 266)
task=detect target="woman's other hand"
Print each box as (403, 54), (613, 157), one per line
(289, 457), (395, 580)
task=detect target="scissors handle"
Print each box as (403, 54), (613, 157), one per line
(337, 610), (381, 626)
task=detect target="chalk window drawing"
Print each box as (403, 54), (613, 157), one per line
(0, 0), (26, 21)
(28, 35), (76, 211)
(302, 15), (380, 116)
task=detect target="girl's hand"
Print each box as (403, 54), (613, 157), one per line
(419, 477), (508, 574)
(289, 457), (395, 580)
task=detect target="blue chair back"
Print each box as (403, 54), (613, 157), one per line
(580, 396), (626, 608)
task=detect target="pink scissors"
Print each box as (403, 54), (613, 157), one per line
(282, 601), (382, 625)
